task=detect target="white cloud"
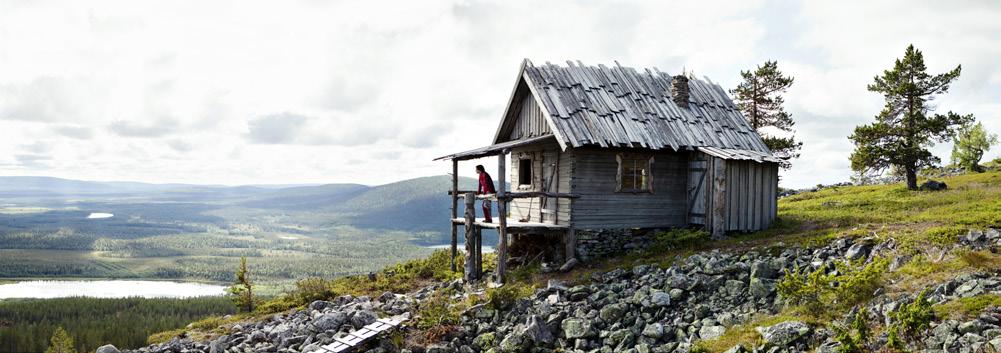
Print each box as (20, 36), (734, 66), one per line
(0, 0), (998, 187)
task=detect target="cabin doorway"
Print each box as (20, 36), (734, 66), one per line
(687, 156), (708, 225)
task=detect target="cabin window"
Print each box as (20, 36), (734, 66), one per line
(617, 154), (653, 193)
(518, 158), (533, 186)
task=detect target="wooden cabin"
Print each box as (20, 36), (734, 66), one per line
(435, 60), (781, 282)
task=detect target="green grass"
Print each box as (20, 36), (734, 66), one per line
(693, 313), (822, 353)
(934, 294), (1001, 321)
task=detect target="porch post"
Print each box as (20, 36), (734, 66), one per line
(497, 151), (508, 283)
(711, 157), (727, 239)
(464, 192), (476, 282)
(450, 159), (458, 272)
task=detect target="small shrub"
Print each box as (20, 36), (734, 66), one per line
(255, 295), (299, 314)
(414, 289), (462, 330)
(832, 258), (888, 307)
(776, 258), (888, 316)
(776, 265), (829, 315)
(887, 290), (935, 350)
(485, 283), (533, 311)
(925, 225), (968, 245)
(190, 316), (223, 331)
(290, 277), (336, 304)
(832, 308), (871, 353)
(933, 294), (1001, 320)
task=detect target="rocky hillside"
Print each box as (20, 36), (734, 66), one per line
(107, 227), (1000, 353)
(104, 171), (1001, 353)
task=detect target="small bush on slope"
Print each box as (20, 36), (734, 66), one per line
(887, 290), (935, 350)
(832, 308), (871, 353)
(777, 258), (888, 316)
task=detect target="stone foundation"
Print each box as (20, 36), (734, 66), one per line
(575, 228), (658, 262)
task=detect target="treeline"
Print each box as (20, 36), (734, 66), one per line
(0, 296), (235, 353)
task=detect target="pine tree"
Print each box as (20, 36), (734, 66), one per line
(731, 60), (801, 169)
(44, 327), (77, 353)
(229, 257), (255, 312)
(950, 121), (998, 172)
(849, 44), (973, 190)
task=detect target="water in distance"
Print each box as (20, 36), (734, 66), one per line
(0, 280), (226, 299)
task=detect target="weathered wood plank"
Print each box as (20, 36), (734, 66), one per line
(711, 157), (727, 238)
(463, 192), (475, 282)
(497, 152), (509, 283)
(451, 160), (458, 272)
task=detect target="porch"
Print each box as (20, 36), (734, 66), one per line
(434, 135), (577, 283)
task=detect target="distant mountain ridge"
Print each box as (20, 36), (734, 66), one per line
(0, 175), (479, 235)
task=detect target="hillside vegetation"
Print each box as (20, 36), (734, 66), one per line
(198, 171), (1001, 352)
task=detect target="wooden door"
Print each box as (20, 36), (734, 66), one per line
(688, 158), (708, 225)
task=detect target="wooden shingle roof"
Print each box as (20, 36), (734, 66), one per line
(513, 60), (772, 154)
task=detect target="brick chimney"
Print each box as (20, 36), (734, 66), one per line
(671, 75), (690, 108)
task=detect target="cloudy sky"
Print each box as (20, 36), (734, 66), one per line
(1, 0), (999, 188)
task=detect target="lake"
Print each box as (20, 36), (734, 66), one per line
(0, 280), (227, 299)
(87, 212), (114, 219)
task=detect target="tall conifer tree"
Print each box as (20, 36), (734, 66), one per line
(849, 45), (972, 189)
(731, 60), (801, 168)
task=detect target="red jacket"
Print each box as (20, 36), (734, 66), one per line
(478, 172), (496, 194)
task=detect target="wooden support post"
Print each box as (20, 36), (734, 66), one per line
(565, 227), (576, 261)
(474, 226), (482, 279)
(711, 157), (727, 239)
(464, 192), (475, 282)
(450, 160), (458, 272)
(497, 152), (508, 283)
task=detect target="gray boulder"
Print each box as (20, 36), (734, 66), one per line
(309, 300), (335, 312)
(209, 336), (228, 353)
(314, 311), (348, 332)
(642, 323), (664, 339)
(749, 278), (775, 299)
(845, 238), (874, 260)
(95, 345), (120, 353)
(756, 321), (810, 346)
(599, 303), (628, 322)
(350, 310), (378, 328)
(521, 315), (554, 345)
(700, 325), (726, 340)
(473, 332), (496, 349)
(562, 318), (595, 339)
(649, 290), (671, 307)
(499, 332), (531, 353)
(920, 180), (947, 191)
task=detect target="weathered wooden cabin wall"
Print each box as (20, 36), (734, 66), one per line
(570, 148), (688, 229)
(509, 141), (571, 224)
(507, 95), (552, 141)
(723, 159), (778, 232)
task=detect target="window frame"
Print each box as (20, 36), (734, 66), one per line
(616, 153), (655, 193)
(517, 157), (533, 188)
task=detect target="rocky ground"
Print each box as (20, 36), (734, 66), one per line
(106, 228), (1001, 353)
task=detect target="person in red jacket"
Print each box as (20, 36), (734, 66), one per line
(475, 165), (496, 223)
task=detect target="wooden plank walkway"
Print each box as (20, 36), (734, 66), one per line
(451, 217), (568, 231)
(317, 315), (407, 353)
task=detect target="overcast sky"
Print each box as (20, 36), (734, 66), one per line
(1, 0), (999, 188)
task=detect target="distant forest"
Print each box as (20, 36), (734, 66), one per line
(0, 296), (235, 353)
